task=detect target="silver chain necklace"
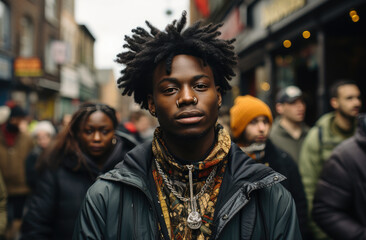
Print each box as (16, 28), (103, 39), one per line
(154, 159), (217, 229)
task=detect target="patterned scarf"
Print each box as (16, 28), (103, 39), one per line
(152, 124), (231, 240)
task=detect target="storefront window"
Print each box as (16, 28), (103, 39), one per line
(20, 16), (34, 57)
(62, 0), (74, 15)
(275, 55), (295, 88)
(274, 43), (319, 125)
(45, 0), (57, 24)
(0, 1), (10, 49)
(45, 38), (57, 74)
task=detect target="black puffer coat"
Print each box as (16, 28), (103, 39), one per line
(313, 114), (366, 240)
(20, 136), (134, 240)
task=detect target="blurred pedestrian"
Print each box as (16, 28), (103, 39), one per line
(0, 171), (6, 240)
(312, 113), (366, 240)
(133, 111), (155, 143)
(0, 106), (10, 125)
(217, 105), (231, 135)
(117, 110), (155, 144)
(230, 95), (311, 239)
(20, 102), (135, 240)
(270, 85), (309, 163)
(73, 12), (301, 239)
(56, 113), (72, 133)
(0, 102), (33, 240)
(0, 106), (9, 240)
(299, 79), (362, 239)
(25, 121), (56, 191)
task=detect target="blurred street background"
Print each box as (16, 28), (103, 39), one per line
(0, 0), (365, 126)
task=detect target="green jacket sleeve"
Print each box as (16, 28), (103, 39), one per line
(267, 184), (302, 239)
(250, 183), (302, 240)
(73, 181), (108, 240)
(299, 127), (329, 240)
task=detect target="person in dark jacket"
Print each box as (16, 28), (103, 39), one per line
(230, 95), (311, 239)
(25, 120), (56, 191)
(73, 12), (301, 240)
(312, 113), (366, 240)
(20, 102), (135, 240)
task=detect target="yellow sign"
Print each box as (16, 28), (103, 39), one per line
(262, 0), (306, 27)
(14, 57), (43, 77)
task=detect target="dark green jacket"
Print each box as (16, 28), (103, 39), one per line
(73, 142), (301, 240)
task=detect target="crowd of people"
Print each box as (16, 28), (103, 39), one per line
(0, 11), (364, 240)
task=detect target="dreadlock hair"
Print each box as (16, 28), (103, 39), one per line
(116, 11), (237, 109)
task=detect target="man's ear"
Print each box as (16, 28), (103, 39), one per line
(216, 86), (222, 107)
(147, 94), (156, 115)
(330, 97), (339, 110)
(276, 103), (284, 115)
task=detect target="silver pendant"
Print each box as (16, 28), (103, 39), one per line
(187, 211), (202, 229)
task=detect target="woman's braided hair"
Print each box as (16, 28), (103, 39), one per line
(116, 11), (237, 109)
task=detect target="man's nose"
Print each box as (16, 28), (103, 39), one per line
(258, 122), (266, 131)
(177, 86), (196, 107)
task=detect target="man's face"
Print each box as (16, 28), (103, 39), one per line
(242, 115), (271, 146)
(148, 54), (222, 140)
(7, 116), (26, 132)
(277, 98), (306, 123)
(332, 84), (362, 119)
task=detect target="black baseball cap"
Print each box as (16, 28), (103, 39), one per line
(276, 86), (303, 103)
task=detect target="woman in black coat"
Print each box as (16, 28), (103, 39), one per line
(20, 103), (136, 240)
(313, 114), (366, 240)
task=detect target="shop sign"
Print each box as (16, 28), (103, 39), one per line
(14, 57), (42, 77)
(0, 55), (12, 80)
(219, 7), (245, 39)
(60, 67), (79, 98)
(261, 0), (306, 27)
(52, 40), (69, 64)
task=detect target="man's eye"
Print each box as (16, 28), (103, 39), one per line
(163, 88), (177, 94)
(195, 84), (207, 90)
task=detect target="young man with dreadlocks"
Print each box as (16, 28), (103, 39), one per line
(73, 12), (301, 240)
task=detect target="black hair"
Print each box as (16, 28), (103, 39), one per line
(330, 79), (358, 98)
(116, 11), (237, 109)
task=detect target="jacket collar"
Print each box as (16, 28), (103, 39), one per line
(100, 141), (285, 199)
(100, 141), (285, 240)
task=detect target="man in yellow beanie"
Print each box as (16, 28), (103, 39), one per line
(230, 95), (312, 240)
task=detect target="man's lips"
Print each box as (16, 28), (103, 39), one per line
(256, 136), (266, 141)
(175, 110), (204, 124)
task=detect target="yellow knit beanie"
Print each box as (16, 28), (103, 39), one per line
(230, 95), (273, 139)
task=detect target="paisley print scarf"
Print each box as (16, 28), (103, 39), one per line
(152, 124), (231, 239)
